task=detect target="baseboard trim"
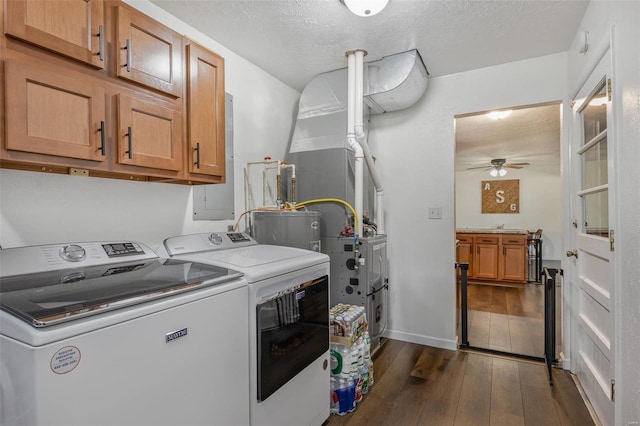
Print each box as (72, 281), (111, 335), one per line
(382, 329), (457, 351)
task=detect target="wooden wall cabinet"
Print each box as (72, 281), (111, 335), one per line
(117, 94), (183, 171)
(186, 40), (225, 180)
(5, 59), (106, 163)
(5, 0), (105, 69)
(456, 232), (528, 283)
(2, 0), (225, 184)
(116, 3), (183, 98)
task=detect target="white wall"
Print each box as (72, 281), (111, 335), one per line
(564, 1), (640, 424)
(368, 52), (568, 349)
(0, 0), (300, 251)
(456, 166), (562, 260)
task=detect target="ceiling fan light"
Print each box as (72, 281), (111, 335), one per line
(486, 110), (513, 120)
(342, 0), (389, 16)
(489, 168), (507, 177)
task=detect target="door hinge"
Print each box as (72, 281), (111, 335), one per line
(607, 78), (612, 101)
(572, 219), (578, 228)
(610, 229), (615, 251)
(611, 379), (615, 401)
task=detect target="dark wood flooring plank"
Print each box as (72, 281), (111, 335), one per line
(551, 369), (596, 426)
(490, 358), (525, 426)
(416, 350), (468, 426)
(506, 287), (525, 316)
(521, 384), (562, 426)
(453, 353), (493, 426)
(490, 286), (508, 315)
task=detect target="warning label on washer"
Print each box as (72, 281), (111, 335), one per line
(50, 346), (81, 375)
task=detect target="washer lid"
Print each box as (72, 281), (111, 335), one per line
(0, 258), (243, 327)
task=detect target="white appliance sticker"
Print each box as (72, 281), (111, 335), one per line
(50, 346), (81, 375)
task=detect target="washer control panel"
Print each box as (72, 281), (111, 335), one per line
(102, 242), (145, 258)
(0, 241), (157, 278)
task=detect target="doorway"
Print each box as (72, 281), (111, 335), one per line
(454, 103), (562, 361)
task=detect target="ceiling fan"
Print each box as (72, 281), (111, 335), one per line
(466, 158), (530, 176)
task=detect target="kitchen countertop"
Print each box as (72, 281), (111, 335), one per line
(456, 228), (529, 235)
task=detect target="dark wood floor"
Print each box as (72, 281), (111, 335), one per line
(326, 339), (594, 426)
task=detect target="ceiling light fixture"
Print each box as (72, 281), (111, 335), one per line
(490, 168), (507, 177)
(486, 110), (513, 120)
(341, 0), (389, 17)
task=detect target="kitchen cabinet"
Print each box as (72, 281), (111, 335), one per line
(474, 236), (499, 280)
(456, 234), (474, 277)
(4, 0), (105, 69)
(116, 3), (183, 98)
(4, 59), (106, 163)
(186, 40), (226, 180)
(456, 231), (528, 284)
(117, 94), (183, 171)
(500, 235), (527, 282)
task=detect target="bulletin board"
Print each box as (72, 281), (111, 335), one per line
(481, 179), (520, 214)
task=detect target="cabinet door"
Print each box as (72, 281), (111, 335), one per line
(5, 60), (106, 162)
(117, 94), (183, 171)
(500, 237), (527, 282)
(116, 4), (183, 97)
(186, 41), (225, 179)
(456, 234), (474, 277)
(5, 0), (105, 68)
(474, 240), (499, 280)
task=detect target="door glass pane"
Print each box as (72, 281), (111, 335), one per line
(582, 83), (607, 142)
(583, 190), (609, 237)
(583, 137), (608, 188)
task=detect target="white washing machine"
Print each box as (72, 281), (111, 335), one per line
(162, 232), (331, 426)
(0, 241), (250, 426)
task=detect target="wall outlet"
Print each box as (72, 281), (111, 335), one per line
(428, 207), (443, 219)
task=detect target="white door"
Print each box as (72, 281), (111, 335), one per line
(568, 48), (615, 425)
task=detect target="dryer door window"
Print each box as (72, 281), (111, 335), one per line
(256, 275), (329, 401)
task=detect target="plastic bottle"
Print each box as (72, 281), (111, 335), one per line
(330, 376), (340, 414)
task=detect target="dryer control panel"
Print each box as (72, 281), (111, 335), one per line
(163, 232), (257, 256)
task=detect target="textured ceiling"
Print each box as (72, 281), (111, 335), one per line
(455, 104), (561, 171)
(149, 0), (581, 169)
(150, 0), (589, 92)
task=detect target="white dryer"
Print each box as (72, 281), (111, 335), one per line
(162, 232), (331, 426)
(0, 241), (249, 426)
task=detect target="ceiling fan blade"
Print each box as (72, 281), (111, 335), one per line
(505, 165), (524, 169)
(466, 165), (491, 170)
(505, 162), (530, 166)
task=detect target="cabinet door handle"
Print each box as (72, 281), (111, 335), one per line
(469, 245), (472, 255)
(125, 126), (132, 159)
(194, 142), (200, 168)
(125, 38), (132, 72)
(97, 25), (104, 62)
(503, 247), (506, 256)
(98, 121), (105, 156)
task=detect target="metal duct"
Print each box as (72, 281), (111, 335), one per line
(285, 49), (428, 237)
